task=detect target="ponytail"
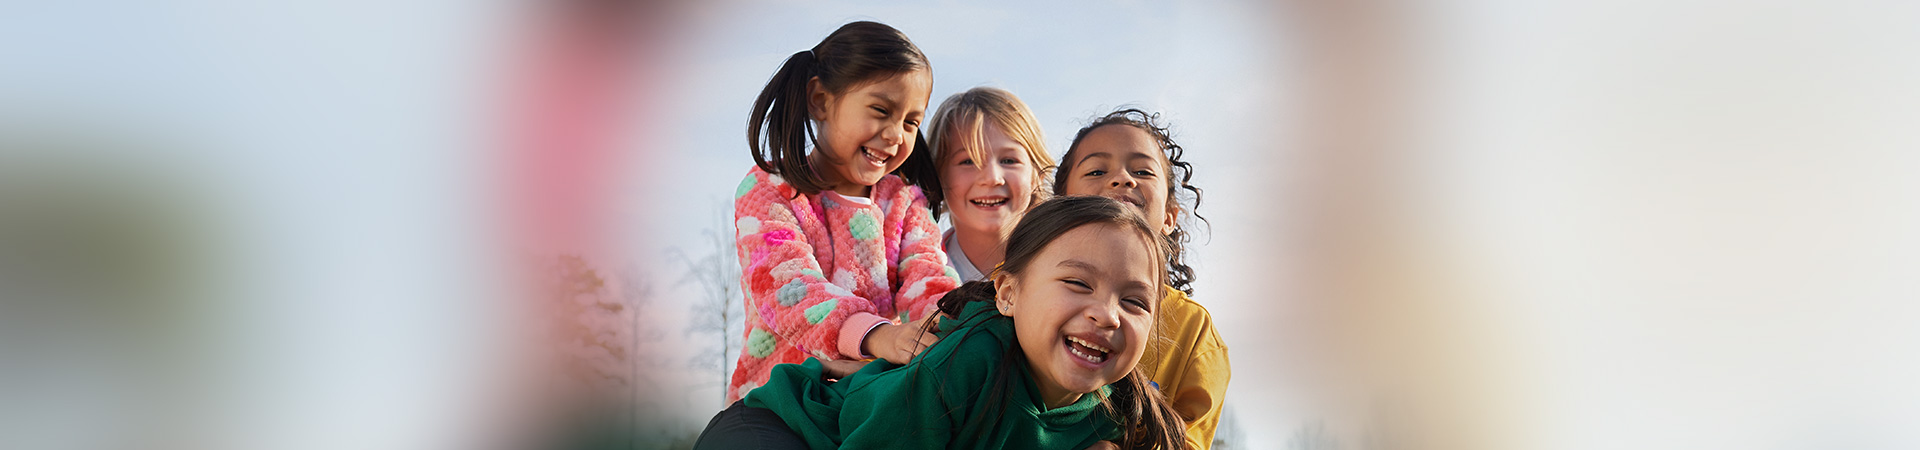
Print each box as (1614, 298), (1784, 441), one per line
(936, 279), (997, 319)
(1105, 371), (1188, 450)
(744, 21), (932, 195)
(747, 50), (828, 193)
(924, 280), (1188, 450)
(920, 197), (1188, 448)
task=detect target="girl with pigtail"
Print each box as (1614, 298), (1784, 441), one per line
(728, 20), (957, 404)
(1055, 109), (1231, 449)
(698, 195), (1188, 450)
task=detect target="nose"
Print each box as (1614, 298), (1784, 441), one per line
(1110, 174), (1137, 189)
(980, 161), (1006, 186)
(1087, 300), (1120, 329)
(880, 124), (906, 147)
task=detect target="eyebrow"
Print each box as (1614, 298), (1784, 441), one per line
(1075, 152), (1111, 166)
(1057, 259), (1109, 274)
(866, 92), (899, 107)
(1075, 151), (1159, 166)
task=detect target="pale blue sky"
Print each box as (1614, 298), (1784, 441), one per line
(14, 0), (1920, 449)
(632, 0), (1301, 446)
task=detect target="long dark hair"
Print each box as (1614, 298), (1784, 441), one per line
(928, 196), (1187, 450)
(746, 21), (939, 196)
(1053, 109), (1208, 295)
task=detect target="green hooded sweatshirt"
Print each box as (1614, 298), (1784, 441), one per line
(743, 300), (1122, 449)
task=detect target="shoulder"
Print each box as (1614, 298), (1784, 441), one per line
(872, 175), (930, 208)
(921, 302), (1014, 371)
(736, 165), (799, 201)
(1158, 289), (1215, 329)
(1160, 288), (1228, 353)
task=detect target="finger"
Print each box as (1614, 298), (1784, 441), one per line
(821, 359), (868, 379)
(905, 335), (940, 358)
(914, 332), (941, 349)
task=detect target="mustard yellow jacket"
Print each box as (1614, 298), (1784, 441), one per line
(1140, 287), (1231, 449)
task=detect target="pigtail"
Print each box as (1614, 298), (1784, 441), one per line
(914, 280), (1016, 448)
(747, 49), (830, 194)
(935, 280), (997, 320)
(745, 21), (932, 196)
(895, 132), (943, 216)
(1104, 369), (1188, 450)
(916, 198), (1179, 448)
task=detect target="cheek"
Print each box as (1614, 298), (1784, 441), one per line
(1150, 188), (1174, 213)
(1121, 318), (1153, 356)
(1007, 176), (1035, 206)
(820, 122), (855, 150)
(941, 167), (970, 195)
(1060, 177), (1093, 196)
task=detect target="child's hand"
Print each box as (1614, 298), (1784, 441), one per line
(820, 359), (869, 382)
(863, 315), (941, 365)
(1082, 441), (1119, 450)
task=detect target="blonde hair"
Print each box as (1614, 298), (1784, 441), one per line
(924, 87), (1056, 218)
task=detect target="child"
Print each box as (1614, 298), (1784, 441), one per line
(1054, 109), (1230, 449)
(730, 21), (961, 403)
(925, 87), (1057, 282)
(696, 196), (1188, 450)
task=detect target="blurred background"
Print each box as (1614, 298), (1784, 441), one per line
(3, 0), (1918, 449)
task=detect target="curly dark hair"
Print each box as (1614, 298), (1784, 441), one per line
(1053, 108), (1208, 295)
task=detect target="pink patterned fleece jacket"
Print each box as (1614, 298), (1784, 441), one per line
(727, 166), (961, 402)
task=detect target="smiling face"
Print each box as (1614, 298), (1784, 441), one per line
(993, 222), (1159, 408)
(941, 119), (1039, 239)
(1059, 125), (1177, 235)
(808, 69), (934, 197)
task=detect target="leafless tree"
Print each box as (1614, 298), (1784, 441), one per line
(670, 201), (743, 406)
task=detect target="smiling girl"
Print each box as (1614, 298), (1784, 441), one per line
(728, 21), (961, 403)
(925, 87), (1056, 281)
(697, 196), (1187, 450)
(1054, 109), (1229, 449)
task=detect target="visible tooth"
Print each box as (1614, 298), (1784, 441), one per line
(1069, 336), (1110, 353)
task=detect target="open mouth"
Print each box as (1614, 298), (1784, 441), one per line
(1065, 336), (1110, 364)
(969, 197), (1007, 208)
(859, 147), (890, 166)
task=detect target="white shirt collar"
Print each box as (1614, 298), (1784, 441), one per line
(943, 228), (987, 282)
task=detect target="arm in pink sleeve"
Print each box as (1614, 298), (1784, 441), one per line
(736, 171), (880, 359)
(887, 185), (962, 322)
(836, 313), (890, 359)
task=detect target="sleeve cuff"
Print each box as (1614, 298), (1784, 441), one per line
(838, 313), (891, 359)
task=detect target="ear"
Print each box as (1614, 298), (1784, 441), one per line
(807, 77), (831, 121)
(1162, 202), (1180, 236)
(991, 273), (1018, 316)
